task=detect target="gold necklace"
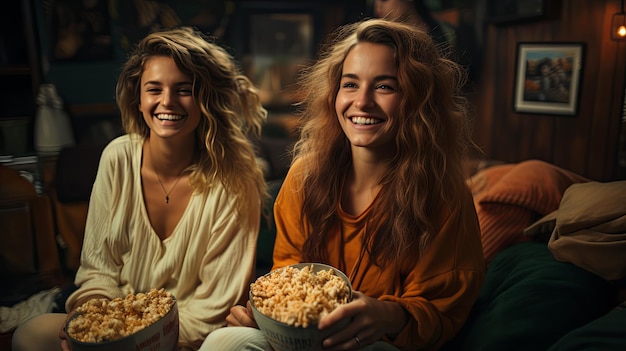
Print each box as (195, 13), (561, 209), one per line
(155, 171), (184, 204)
(148, 139), (186, 204)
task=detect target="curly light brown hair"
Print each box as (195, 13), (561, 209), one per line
(293, 19), (475, 267)
(116, 27), (267, 218)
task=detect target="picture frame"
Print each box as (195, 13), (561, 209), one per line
(244, 11), (315, 108)
(226, 2), (324, 110)
(514, 42), (585, 116)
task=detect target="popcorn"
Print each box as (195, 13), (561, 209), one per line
(67, 288), (174, 342)
(250, 265), (350, 328)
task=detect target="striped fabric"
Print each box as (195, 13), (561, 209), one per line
(467, 160), (589, 264)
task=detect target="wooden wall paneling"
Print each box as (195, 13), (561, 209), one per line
(524, 116), (557, 161)
(553, 0), (599, 178)
(610, 47), (626, 180)
(601, 3), (626, 181)
(552, 0), (625, 181)
(509, 26), (526, 162)
(470, 24), (496, 157)
(505, 27), (523, 161)
(600, 50), (626, 180)
(519, 23), (561, 163)
(587, 14), (617, 180)
(552, 113), (590, 177)
(586, 0), (621, 181)
(488, 28), (505, 159)
(490, 22), (508, 154)
(474, 0), (626, 180)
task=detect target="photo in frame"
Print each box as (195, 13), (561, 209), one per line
(514, 42), (585, 115)
(243, 12), (315, 108)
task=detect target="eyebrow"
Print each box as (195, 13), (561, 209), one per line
(142, 80), (193, 86)
(341, 73), (398, 82)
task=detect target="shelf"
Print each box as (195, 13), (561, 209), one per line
(0, 65), (31, 76)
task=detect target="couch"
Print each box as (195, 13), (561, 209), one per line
(441, 160), (626, 351)
(13, 146), (626, 350)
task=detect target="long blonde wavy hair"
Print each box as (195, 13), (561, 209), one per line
(294, 19), (474, 267)
(116, 27), (268, 218)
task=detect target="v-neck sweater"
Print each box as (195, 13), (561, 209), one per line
(66, 134), (260, 350)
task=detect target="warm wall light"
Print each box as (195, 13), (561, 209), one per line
(612, 0), (626, 41)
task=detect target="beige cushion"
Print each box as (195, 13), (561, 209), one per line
(545, 181), (626, 281)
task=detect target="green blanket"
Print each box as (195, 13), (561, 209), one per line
(441, 242), (620, 351)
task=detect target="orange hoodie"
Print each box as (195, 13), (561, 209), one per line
(272, 162), (485, 350)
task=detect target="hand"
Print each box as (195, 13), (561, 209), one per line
(318, 291), (408, 350)
(61, 338), (71, 351)
(225, 301), (259, 328)
(59, 312), (74, 351)
(60, 295), (109, 351)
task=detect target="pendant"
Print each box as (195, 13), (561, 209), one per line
(166, 195), (170, 204)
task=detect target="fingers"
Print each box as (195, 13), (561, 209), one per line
(61, 339), (71, 351)
(322, 318), (370, 350)
(225, 313), (240, 326)
(320, 295), (364, 349)
(59, 319), (69, 341)
(323, 334), (364, 350)
(318, 291), (365, 329)
(225, 305), (258, 328)
(246, 300), (254, 316)
(320, 292), (391, 349)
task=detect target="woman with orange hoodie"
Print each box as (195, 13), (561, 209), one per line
(202, 18), (484, 350)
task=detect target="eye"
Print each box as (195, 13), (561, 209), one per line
(178, 88), (193, 95)
(341, 81), (358, 89)
(377, 84), (395, 90)
(376, 81), (398, 92)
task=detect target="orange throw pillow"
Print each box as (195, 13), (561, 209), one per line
(467, 160), (589, 264)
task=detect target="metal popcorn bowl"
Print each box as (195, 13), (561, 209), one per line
(65, 296), (179, 351)
(249, 263), (353, 351)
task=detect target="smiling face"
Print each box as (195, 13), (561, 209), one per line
(138, 56), (201, 141)
(335, 42), (400, 154)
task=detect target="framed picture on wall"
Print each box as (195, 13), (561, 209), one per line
(245, 12), (315, 108)
(228, 1), (327, 110)
(513, 42), (585, 116)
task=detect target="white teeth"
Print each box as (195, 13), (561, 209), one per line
(156, 113), (184, 121)
(351, 116), (381, 125)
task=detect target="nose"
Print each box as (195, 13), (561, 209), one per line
(161, 89), (175, 107)
(354, 88), (374, 109)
